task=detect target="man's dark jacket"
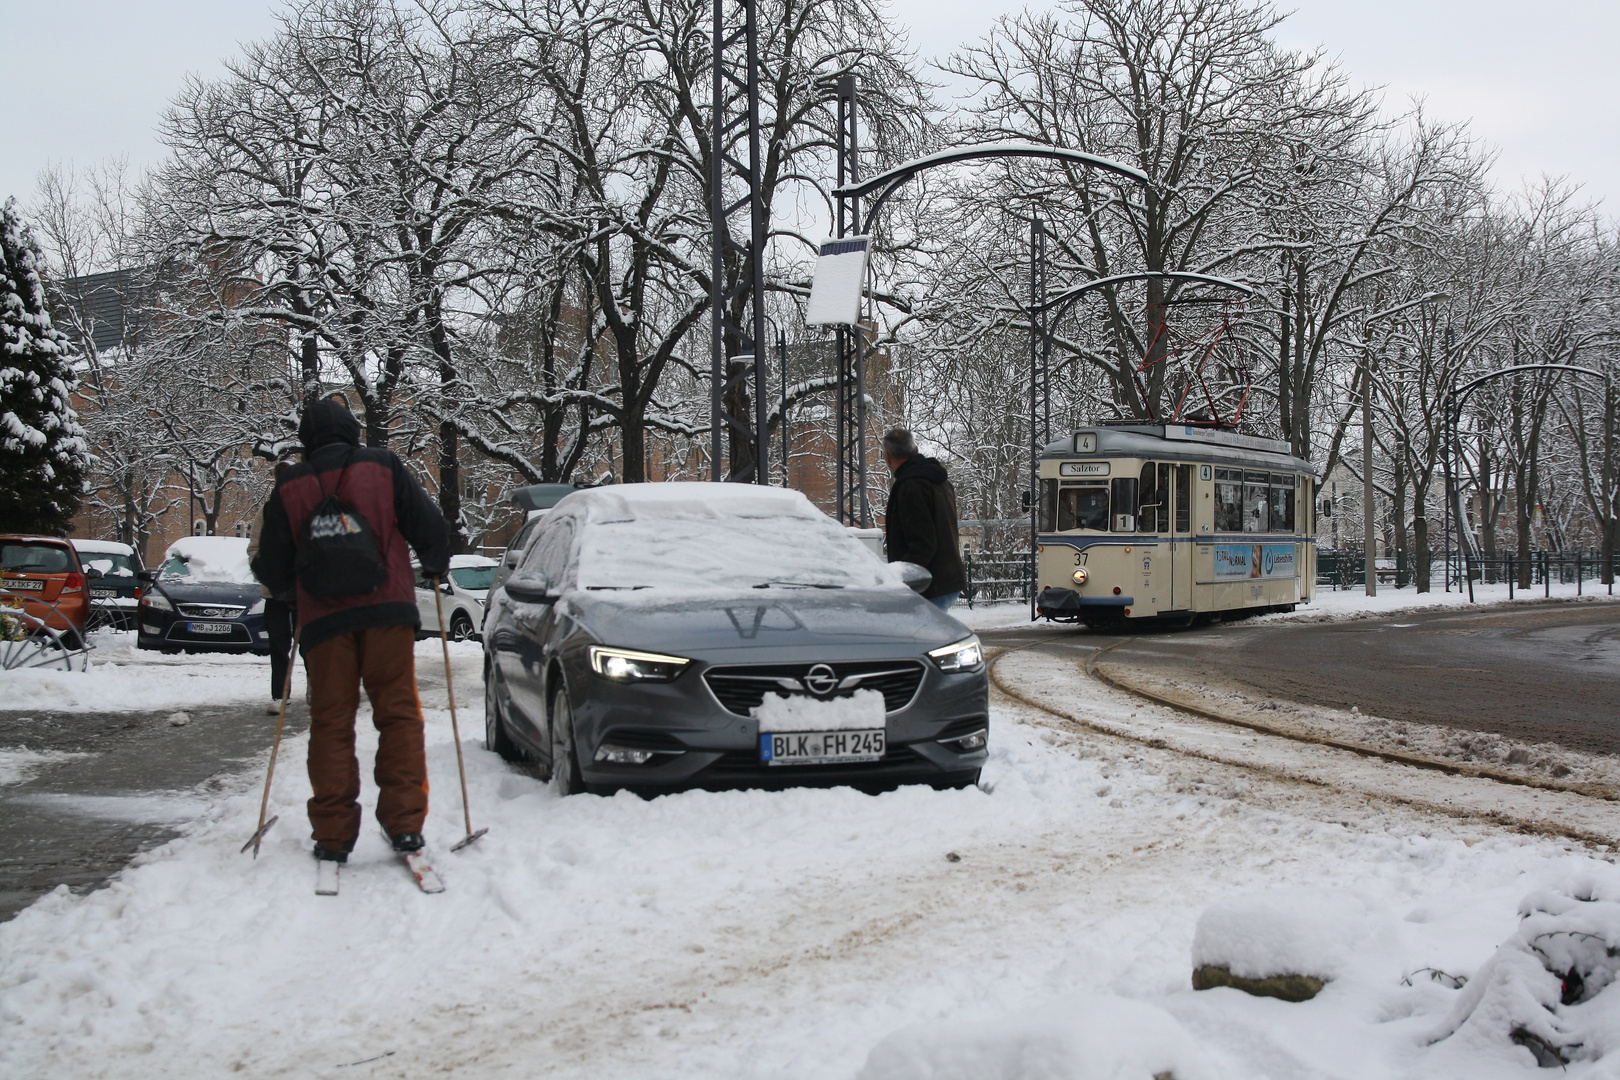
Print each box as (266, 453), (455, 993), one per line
(251, 401), (451, 652)
(884, 455), (966, 600)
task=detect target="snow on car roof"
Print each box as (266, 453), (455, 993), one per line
(559, 481), (822, 524)
(450, 554), (497, 568)
(162, 536), (256, 584)
(71, 539), (135, 555)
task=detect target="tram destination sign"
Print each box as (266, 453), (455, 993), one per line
(1165, 426), (1291, 456)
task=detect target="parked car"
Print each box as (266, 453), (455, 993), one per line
(414, 554), (497, 641)
(71, 538), (144, 631)
(136, 536), (269, 655)
(0, 534), (90, 647)
(481, 483), (989, 796)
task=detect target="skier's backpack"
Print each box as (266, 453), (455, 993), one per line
(295, 452), (389, 597)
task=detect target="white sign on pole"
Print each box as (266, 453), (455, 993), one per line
(805, 236), (870, 326)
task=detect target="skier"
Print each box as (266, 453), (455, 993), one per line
(251, 397), (451, 891)
(880, 427), (966, 612)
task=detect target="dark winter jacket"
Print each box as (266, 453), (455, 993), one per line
(883, 455), (966, 600)
(251, 401), (451, 652)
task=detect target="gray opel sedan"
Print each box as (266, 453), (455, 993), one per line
(481, 483), (988, 795)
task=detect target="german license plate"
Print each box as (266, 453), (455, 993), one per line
(188, 621), (234, 635)
(3, 579), (44, 591)
(90, 588), (117, 598)
(760, 729), (885, 766)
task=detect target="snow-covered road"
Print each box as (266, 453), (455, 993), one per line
(2, 607), (1618, 1078)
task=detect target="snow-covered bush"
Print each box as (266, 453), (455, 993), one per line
(1425, 877), (1620, 1069)
(1191, 886), (1398, 1000)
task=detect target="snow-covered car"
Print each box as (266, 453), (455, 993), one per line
(136, 536), (270, 655)
(71, 538), (144, 631)
(481, 483), (989, 796)
(413, 554), (496, 641)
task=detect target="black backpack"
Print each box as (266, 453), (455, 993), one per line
(295, 452), (389, 597)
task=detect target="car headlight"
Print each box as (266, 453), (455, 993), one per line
(588, 645), (690, 682)
(246, 598), (265, 616)
(140, 593), (174, 612)
(1071, 567), (1088, 586)
(928, 636), (983, 673)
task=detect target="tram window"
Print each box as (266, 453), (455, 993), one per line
(1243, 471), (1270, 533)
(1110, 477), (1137, 532)
(1269, 473), (1296, 533)
(1039, 479), (1058, 532)
(1058, 484), (1109, 531)
(1138, 462), (1158, 532)
(1214, 468), (1243, 532)
(1175, 465), (1191, 532)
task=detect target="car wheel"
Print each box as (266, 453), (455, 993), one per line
(548, 688), (586, 797)
(483, 666), (525, 763)
(450, 611), (476, 642)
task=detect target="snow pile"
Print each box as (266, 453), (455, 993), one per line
(569, 482), (894, 592)
(1, 633), (266, 711)
(754, 689), (885, 732)
(856, 994), (1219, 1080)
(1191, 886), (1399, 982)
(159, 536), (256, 584)
(1425, 874), (1620, 1070)
(0, 747), (86, 785)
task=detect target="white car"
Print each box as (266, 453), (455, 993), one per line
(414, 554), (497, 641)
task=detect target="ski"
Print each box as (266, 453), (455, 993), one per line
(316, 859), (340, 896)
(401, 851), (445, 893)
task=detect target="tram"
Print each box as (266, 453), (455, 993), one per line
(1034, 424), (1318, 626)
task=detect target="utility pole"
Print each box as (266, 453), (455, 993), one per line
(1363, 348), (1376, 596)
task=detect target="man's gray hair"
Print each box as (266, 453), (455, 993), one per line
(882, 427), (917, 460)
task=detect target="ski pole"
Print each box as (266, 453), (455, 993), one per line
(243, 622), (300, 857)
(432, 576), (487, 852)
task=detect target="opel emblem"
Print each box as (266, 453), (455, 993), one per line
(803, 663), (838, 696)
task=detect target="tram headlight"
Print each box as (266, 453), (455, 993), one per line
(1071, 567), (1088, 586)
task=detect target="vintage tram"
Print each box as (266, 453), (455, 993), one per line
(1034, 424), (1318, 626)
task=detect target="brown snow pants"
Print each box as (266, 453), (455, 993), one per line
(303, 624), (428, 853)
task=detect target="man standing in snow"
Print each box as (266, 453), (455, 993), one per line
(251, 398), (451, 868)
(881, 428), (966, 612)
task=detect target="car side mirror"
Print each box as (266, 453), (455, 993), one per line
(136, 569), (158, 583)
(895, 562), (932, 595)
(84, 567), (104, 579)
(504, 571), (556, 605)
(440, 580), (455, 594)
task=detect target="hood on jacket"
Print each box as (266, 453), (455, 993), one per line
(893, 454), (949, 485)
(298, 399), (362, 456)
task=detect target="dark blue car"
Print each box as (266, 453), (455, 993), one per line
(136, 537), (270, 655)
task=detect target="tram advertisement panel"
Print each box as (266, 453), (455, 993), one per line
(1213, 543), (1297, 580)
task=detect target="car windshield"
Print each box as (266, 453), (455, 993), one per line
(577, 507), (891, 592)
(1, 543), (72, 574)
(449, 565), (496, 591)
(159, 538), (256, 584)
(81, 553), (138, 577)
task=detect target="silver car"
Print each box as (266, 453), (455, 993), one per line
(481, 483), (988, 795)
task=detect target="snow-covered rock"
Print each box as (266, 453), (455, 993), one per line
(1191, 886), (1398, 998)
(855, 994), (1220, 1080)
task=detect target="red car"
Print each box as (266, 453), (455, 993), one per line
(0, 534), (91, 647)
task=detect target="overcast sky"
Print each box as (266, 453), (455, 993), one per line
(3, 0), (1616, 214)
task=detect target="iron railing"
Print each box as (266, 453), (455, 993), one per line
(962, 550), (1035, 608)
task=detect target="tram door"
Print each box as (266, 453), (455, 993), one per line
(1171, 464), (1193, 609)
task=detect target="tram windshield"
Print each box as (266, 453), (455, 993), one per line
(1039, 479), (1137, 532)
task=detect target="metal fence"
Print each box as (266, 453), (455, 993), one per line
(1317, 549), (1615, 596)
(962, 550), (1035, 608)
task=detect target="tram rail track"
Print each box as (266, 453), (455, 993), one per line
(986, 639), (1620, 849)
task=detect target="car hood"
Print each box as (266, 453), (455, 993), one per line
(561, 587), (967, 656)
(152, 580), (263, 608)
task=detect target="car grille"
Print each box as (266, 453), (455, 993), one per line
(177, 603), (247, 619)
(703, 659), (926, 716)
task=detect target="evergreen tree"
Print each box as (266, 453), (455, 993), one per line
(1, 198), (88, 534)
